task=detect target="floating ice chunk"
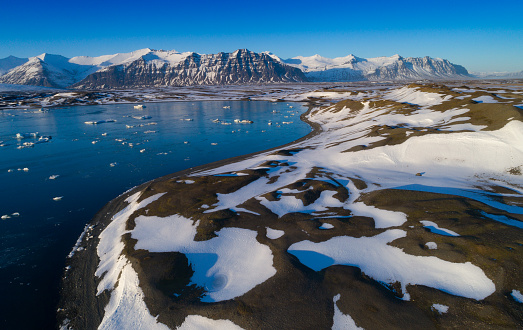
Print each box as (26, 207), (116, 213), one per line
(92, 141), (98, 144)
(109, 162), (118, 167)
(16, 132), (39, 139)
(425, 242), (438, 249)
(22, 168), (29, 172)
(266, 227), (285, 239)
(431, 304), (449, 314)
(1, 215), (11, 220)
(102, 133), (108, 136)
(319, 223), (334, 230)
(140, 149), (145, 153)
(234, 119), (253, 124)
(53, 196), (63, 201)
(420, 220), (460, 237)
(133, 104), (146, 109)
(8, 169), (14, 172)
(84, 119), (116, 125)
(511, 290), (523, 303)
(332, 294), (363, 330)
(49, 174), (59, 180)
(132, 115), (152, 120)
(11, 212), (20, 217)
(223, 106), (231, 109)
(211, 142), (218, 145)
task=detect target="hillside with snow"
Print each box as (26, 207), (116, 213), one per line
(277, 53), (471, 81)
(59, 82), (523, 329)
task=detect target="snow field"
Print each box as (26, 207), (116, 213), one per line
(132, 214), (276, 302)
(288, 229), (496, 300)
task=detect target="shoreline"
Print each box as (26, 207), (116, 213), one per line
(57, 82), (523, 329)
(57, 101), (323, 329)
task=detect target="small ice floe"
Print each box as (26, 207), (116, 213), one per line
(431, 304), (449, 314)
(11, 212), (20, 217)
(143, 130), (156, 134)
(1, 214), (11, 220)
(282, 121), (293, 124)
(183, 141), (189, 144)
(212, 118), (221, 123)
(180, 118), (193, 121)
(8, 169), (14, 172)
(109, 162), (118, 167)
(223, 105), (231, 109)
(21, 168), (29, 172)
(53, 196), (63, 201)
(511, 290), (523, 303)
(101, 133), (108, 136)
(84, 119), (116, 125)
(211, 142), (218, 145)
(139, 149), (145, 153)
(420, 220), (460, 237)
(16, 132), (39, 139)
(132, 115), (151, 120)
(233, 119), (253, 124)
(221, 122), (232, 125)
(319, 223), (334, 230)
(133, 104), (146, 109)
(425, 242), (438, 249)
(91, 140), (98, 144)
(49, 174), (60, 180)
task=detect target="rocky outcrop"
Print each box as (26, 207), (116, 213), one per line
(72, 50), (306, 89)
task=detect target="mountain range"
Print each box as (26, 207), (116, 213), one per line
(0, 48), (513, 89)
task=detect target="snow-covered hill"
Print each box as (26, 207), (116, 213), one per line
(278, 54), (471, 81)
(59, 82), (523, 329)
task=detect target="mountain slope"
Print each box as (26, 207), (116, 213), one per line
(0, 56), (28, 75)
(281, 54), (471, 81)
(73, 49), (306, 88)
(0, 54), (96, 88)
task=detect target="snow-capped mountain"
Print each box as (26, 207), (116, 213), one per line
(0, 49), (306, 89)
(471, 71), (523, 79)
(0, 56), (28, 76)
(0, 49), (479, 89)
(276, 54), (471, 81)
(73, 49), (306, 89)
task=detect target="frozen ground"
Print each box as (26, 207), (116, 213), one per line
(60, 82), (523, 329)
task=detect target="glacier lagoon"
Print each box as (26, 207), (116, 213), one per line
(0, 100), (310, 329)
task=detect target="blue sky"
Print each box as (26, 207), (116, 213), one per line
(1, 0), (522, 72)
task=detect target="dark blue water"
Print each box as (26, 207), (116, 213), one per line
(0, 101), (310, 329)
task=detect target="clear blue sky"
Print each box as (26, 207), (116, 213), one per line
(1, 0), (522, 72)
